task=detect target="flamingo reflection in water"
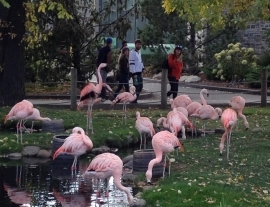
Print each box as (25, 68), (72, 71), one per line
(3, 183), (32, 206)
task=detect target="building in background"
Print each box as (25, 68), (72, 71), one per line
(95, 0), (147, 48)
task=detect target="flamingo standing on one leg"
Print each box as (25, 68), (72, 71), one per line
(135, 111), (155, 150)
(4, 100), (34, 143)
(78, 63), (113, 134)
(53, 127), (93, 175)
(229, 96), (249, 129)
(111, 86), (137, 124)
(191, 105), (222, 136)
(83, 153), (134, 205)
(186, 88), (209, 137)
(22, 108), (51, 133)
(219, 108), (238, 160)
(145, 130), (184, 184)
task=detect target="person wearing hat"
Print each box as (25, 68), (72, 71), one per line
(129, 39), (144, 103)
(114, 47), (130, 97)
(167, 45), (184, 99)
(96, 37), (113, 101)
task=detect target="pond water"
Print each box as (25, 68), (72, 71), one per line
(0, 153), (136, 207)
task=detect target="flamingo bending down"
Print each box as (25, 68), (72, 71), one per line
(83, 153), (134, 205)
(156, 117), (169, 129)
(219, 108), (238, 160)
(53, 127), (93, 174)
(145, 130), (184, 183)
(22, 108), (51, 133)
(135, 111), (155, 150)
(78, 63), (113, 134)
(170, 94), (192, 109)
(229, 96), (249, 129)
(4, 100), (34, 143)
(191, 105), (222, 136)
(167, 108), (193, 139)
(111, 86), (137, 124)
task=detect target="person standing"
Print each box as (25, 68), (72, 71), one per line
(129, 39), (144, 103)
(119, 40), (128, 53)
(114, 47), (130, 97)
(167, 45), (184, 99)
(96, 37), (113, 101)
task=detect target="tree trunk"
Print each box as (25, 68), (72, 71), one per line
(0, 0), (25, 106)
(188, 23), (198, 75)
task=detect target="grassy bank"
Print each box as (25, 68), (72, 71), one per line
(141, 107), (270, 206)
(1, 106), (270, 206)
(0, 106), (165, 154)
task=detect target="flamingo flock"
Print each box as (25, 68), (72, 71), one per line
(3, 67), (251, 206)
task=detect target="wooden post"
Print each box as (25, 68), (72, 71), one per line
(161, 69), (168, 109)
(70, 67), (77, 111)
(261, 68), (267, 107)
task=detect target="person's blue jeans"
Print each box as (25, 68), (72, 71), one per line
(114, 74), (130, 97)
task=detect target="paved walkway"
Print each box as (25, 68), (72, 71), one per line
(29, 78), (270, 109)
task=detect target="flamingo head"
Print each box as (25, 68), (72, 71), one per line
(72, 127), (84, 134)
(135, 111), (140, 119)
(215, 107), (223, 118)
(202, 88), (209, 97)
(179, 143), (184, 152)
(130, 86), (136, 94)
(4, 115), (9, 124)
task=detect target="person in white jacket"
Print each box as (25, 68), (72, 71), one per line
(129, 39), (144, 103)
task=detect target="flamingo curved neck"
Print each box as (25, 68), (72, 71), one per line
(113, 174), (134, 204)
(200, 91), (207, 105)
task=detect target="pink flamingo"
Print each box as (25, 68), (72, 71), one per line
(170, 94), (192, 109)
(22, 108), (51, 133)
(4, 100), (34, 143)
(145, 130), (184, 183)
(156, 117), (169, 129)
(83, 153), (134, 205)
(229, 96), (249, 129)
(186, 88), (209, 137)
(167, 108), (193, 139)
(186, 88), (209, 115)
(219, 108), (238, 160)
(53, 127), (93, 174)
(78, 63), (113, 134)
(191, 105), (222, 136)
(111, 86), (137, 124)
(135, 111), (155, 150)
(175, 106), (188, 117)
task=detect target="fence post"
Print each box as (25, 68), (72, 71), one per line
(261, 68), (267, 107)
(70, 67), (77, 111)
(161, 69), (168, 109)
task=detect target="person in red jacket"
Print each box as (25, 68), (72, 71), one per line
(167, 45), (183, 99)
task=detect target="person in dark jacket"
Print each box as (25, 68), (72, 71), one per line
(114, 47), (130, 98)
(96, 37), (113, 101)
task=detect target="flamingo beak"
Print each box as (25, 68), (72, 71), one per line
(4, 115), (9, 124)
(179, 145), (184, 153)
(207, 93), (209, 97)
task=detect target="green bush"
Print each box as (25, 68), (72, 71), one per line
(211, 43), (259, 82)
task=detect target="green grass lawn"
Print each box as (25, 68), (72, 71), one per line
(0, 106), (270, 206)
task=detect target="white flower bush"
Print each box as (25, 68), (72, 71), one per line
(212, 43), (258, 81)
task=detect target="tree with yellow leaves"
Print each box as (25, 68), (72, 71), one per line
(162, 0), (270, 30)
